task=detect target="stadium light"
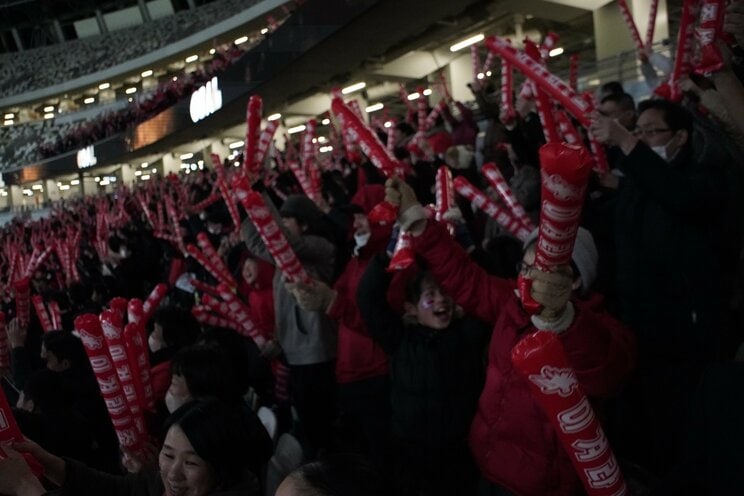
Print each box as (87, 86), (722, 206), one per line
(341, 82), (366, 95)
(450, 33), (484, 52)
(141, 69), (153, 77)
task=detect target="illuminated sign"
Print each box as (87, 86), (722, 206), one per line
(76, 145), (97, 169)
(189, 76), (223, 123)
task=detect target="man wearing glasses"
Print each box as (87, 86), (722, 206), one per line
(591, 99), (727, 477)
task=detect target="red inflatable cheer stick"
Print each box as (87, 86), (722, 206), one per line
(127, 299), (144, 327)
(512, 331), (628, 495)
(255, 119), (279, 168)
(233, 176), (310, 284)
(695, 0), (728, 74)
(123, 322), (153, 411)
(196, 232), (237, 289)
(434, 166), (455, 234)
(655, 0), (698, 101)
(31, 296), (53, 333)
(75, 314), (141, 453)
(534, 143), (592, 270)
(0, 386), (43, 477)
(501, 56), (516, 122)
(14, 277), (31, 329)
(482, 163), (535, 232)
(645, 0), (660, 47)
(486, 36), (593, 128)
(617, 0), (645, 53)
(524, 40), (561, 144)
(243, 95), (263, 179)
(569, 54), (579, 93)
(387, 230), (415, 272)
(142, 283), (168, 325)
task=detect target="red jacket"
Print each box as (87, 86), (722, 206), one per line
(411, 221), (635, 496)
(237, 259), (276, 341)
(327, 234), (389, 384)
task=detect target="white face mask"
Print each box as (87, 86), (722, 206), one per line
(148, 333), (163, 353)
(650, 136), (676, 162)
(165, 390), (187, 413)
(354, 231), (371, 249)
(650, 144), (668, 161)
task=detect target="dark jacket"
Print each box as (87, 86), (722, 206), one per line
(357, 253), (490, 466)
(613, 141), (726, 364)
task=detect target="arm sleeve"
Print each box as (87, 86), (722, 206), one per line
(356, 254), (404, 353)
(238, 192), (288, 265)
(327, 272), (368, 336)
(559, 301), (636, 397)
(619, 142), (725, 218)
(58, 458), (154, 496)
(410, 221), (514, 325)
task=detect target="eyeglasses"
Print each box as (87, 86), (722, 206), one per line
(632, 127), (672, 138)
(516, 261), (536, 274)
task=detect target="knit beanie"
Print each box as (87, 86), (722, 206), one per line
(523, 227), (598, 296)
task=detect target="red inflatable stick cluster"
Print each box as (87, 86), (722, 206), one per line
(331, 97), (403, 225)
(210, 153), (242, 233)
(76, 314), (143, 454)
(481, 163), (535, 232)
(233, 176), (310, 284)
(454, 176), (532, 242)
(511, 331), (628, 495)
(100, 310), (146, 438)
(184, 233), (237, 290)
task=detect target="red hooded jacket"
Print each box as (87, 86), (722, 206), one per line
(326, 185), (389, 384)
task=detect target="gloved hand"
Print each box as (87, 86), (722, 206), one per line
(529, 265), (573, 322)
(384, 177), (418, 213)
(385, 177), (426, 232)
(286, 278), (337, 313)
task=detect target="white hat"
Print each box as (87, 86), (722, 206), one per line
(523, 227), (598, 295)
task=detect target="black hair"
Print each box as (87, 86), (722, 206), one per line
(170, 345), (242, 405)
(197, 327), (272, 399)
(41, 331), (89, 372)
(600, 81), (624, 97)
(164, 399), (255, 489)
(637, 99), (694, 135)
(404, 270), (439, 305)
(23, 369), (69, 412)
(394, 121), (415, 137)
(152, 306), (201, 349)
(600, 92), (636, 113)
(288, 454), (390, 496)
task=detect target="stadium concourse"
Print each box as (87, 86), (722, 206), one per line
(2, 0), (744, 495)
